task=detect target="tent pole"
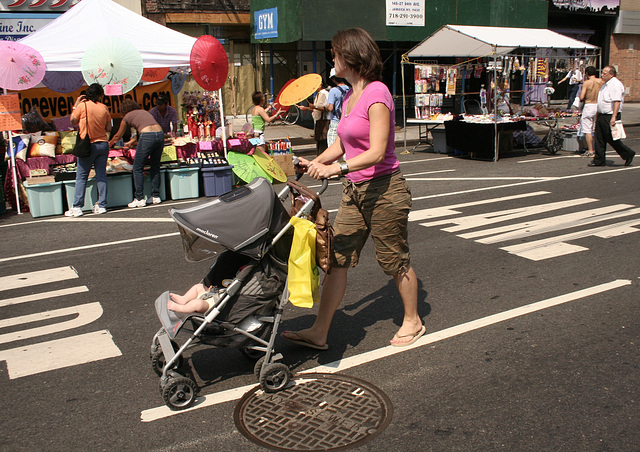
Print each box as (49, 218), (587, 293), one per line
(493, 50), (498, 162)
(218, 88), (228, 158)
(402, 58), (407, 153)
(3, 88), (21, 214)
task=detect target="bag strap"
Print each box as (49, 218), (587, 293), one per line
(286, 179), (320, 205)
(83, 101), (90, 140)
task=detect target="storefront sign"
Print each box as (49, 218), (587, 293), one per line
(550, 0), (619, 16)
(0, 0), (74, 12)
(386, 0), (425, 27)
(0, 13), (59, 40)
(9, 80), (174, 120)
(254, 7), (278, 40)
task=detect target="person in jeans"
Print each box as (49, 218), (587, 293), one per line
(109, 99), (164, 207)
(65, 83), (112, 217)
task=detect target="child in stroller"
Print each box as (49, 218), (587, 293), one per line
(167, 284), (217, 314)
(151, 176), (329, 411)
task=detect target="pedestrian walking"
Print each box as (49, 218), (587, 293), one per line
(589, 66), (635, 167)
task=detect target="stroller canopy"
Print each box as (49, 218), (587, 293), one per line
(171, 177), (290, 261)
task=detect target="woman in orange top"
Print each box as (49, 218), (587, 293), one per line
(65, 83), (112, 217)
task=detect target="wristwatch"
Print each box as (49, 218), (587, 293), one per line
(339, 161), (349, 175)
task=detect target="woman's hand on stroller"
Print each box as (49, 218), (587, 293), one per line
(296, 157), (340, 180)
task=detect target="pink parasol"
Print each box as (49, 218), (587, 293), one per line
(0, 41), (46, 91)
(190, 35), (229, 91)
(42, 71), (84, 93)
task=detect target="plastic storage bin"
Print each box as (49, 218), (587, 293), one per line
(143, 169), (167, 201)
(562, 131), (580, 152)
(106, 173), (133, 207)
(201, 165), (234, 197)
(63, 179), (97, 211)
(166, 167), (199, 200)
(24, 180), (64, 217)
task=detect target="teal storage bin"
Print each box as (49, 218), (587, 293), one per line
(143, 169), (167, 201)
(24, 180), (64, 218)
(107, 173), (133, 207)
(201, 166), (234, 197)
(63, 179), (97, 211)
(166, 167), (199, 200)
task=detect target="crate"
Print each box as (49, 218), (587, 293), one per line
(106, 173), (134, 207)
(561, 131), (580, 152)
(166, 167), (200, 200)
(143, 169), (167, 201)
(271, 154), (295, 176)
(201, 165), (234, 197)
(63, 179), (97, 212)
(24, 180), (64, 217)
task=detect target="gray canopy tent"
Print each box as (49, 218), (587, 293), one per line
(402, 24), (600, 161)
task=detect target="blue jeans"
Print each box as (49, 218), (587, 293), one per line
(74, 141), (109, 209)
(133, 131), (164, 200)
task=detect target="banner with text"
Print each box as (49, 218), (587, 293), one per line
(386, 0), (425, 26)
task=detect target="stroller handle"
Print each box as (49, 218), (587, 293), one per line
(293, 158), (330, 195)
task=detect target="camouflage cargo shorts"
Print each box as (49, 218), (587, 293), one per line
(332, 169), (412, 275)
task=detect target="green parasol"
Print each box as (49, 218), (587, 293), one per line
(227, 151), (272, 184)
(81, 37), (143, 94)
(252, 148), (287, 183)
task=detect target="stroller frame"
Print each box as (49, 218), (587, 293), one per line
(152, 175), (328, 411)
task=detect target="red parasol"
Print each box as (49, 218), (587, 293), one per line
(42, 71), (84, 93)
(189, 35), (229, 91)
(141, 67), (169, 82)
(0, 41), (46, 91)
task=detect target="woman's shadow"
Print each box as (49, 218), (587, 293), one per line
(280, 277), (431, 369)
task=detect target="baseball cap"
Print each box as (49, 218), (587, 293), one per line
(330, 68), (336, 79)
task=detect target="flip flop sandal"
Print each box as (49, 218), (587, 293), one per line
(390, 325), (426, 347)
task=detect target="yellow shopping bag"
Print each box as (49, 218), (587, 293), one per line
(287, 216), (320, 308)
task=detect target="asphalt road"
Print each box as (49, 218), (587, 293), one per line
(1, 136), (639, 451)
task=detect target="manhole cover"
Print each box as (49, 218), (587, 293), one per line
(234, 373), (393, 451)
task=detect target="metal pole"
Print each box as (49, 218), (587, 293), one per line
(402, 58), (407, 153)
(493, 51), (499, 162)
(218, 88), (228, 158)
(269, 43), (274, 100)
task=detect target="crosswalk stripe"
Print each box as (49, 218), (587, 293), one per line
(0, 330), (121, 379)
(0, 266), (78, 292)
(0, 286), (89, 308)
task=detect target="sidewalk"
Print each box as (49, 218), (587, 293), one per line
(230, 102), (640, 156)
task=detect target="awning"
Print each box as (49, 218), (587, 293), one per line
(406, 24), (599, 58)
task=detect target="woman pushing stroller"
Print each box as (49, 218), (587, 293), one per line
(282, 28), (424, 350)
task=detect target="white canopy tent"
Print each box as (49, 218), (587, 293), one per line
(402, 25), (600, 161)
(19, 0), (197, 70)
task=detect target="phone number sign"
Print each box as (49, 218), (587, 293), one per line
(386, 0), (425, 26)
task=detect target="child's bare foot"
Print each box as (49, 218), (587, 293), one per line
(169, 292), (188, 304)
(167, 299), (186, 313)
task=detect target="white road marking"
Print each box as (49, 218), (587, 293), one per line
(0, 286), (89, 308)
(0, 330), (121, 379)
(407, 177), (557, 181)
(140, 279), (631, 422)
(409, 191), (551, 222)
(418, 198), (599, 232)
(0, 232), (179, 264)
(46, 218), (175, 223)
(0, 302), (103, 345)
(0, 266), (78, 291)
(502, 217), (640, 260)
(517, 155), (582, 163)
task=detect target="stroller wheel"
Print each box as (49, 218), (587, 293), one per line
(253, 356), (266, 379)
(151, 340), (183, 377)
(162, 376), (198, 411)
(259, 363), (292, 393)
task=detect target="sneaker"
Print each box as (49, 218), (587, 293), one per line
(128, 198), (146, 208)
(146, 196), (161, 205)
(64, 207), (83, 217)
(92, 203), (107, 214)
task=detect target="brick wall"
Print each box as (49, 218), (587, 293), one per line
(609, 34), (640, 101)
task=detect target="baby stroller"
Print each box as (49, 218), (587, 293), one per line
(150, 175), (328, 410)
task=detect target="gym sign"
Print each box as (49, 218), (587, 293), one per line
(254, 7), (278, 40)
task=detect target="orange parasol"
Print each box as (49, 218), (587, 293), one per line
(141, 67), (169, 82)
(277, 73), (322, 106)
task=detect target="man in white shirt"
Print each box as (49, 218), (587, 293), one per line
(558, 67), (583, 109)
(589, 66), (635, 167)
